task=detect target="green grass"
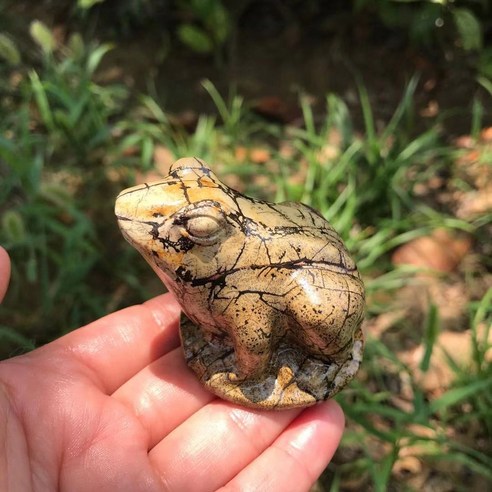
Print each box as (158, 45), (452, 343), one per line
(336, 289), (492, 491)
(0, 22), (491, 491)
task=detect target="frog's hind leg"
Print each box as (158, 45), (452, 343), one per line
(323, 326), (364, 399)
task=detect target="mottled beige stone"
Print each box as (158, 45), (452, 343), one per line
(115, 157), (365, 409)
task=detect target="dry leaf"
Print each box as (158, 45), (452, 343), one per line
(135, 171), (163, 184)
(234, 146), (248, 162)
(480, 126), (492, 142)
(398, 325), (492, 395)
(168, 110), (198, 132)
(454, 135), (475, 149)
(278, 140), (295, 159)
(252, 96), (301, 124)
(153, 145), (175, 175)
(419, 100), (439, 117)
(122, 146), (139, 157)
(391, 229), (471, 272)
(233, 146), (271, 164)
(250, 147), (271, 164)
(365, 310), (406, 338)
(456, 187), (492, 219)
(96, 66), (124, 83)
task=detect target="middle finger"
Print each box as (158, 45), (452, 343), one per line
(148, 401), (300, 491)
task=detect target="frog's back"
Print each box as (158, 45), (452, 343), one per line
(243, 200), (356, 274)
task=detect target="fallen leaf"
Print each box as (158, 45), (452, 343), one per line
(393, 455), (423, 477)
(251, 96), (301, 124)
(9, 71), (23, 88)
(250, 147), (271, 164)
(52, 25), (66, 47)
(153, 145), (175, 175)
(365, 310), (406, 338)
(419, 100), (439, 118)
(316, 144), (339, 163)
(122, 146), (139, 157)
(96, 66), (124, 83)
(135, 171), (163, 184)
(456, 186), (492, 219)
(168, 110), (198, 132)
(233, 146), (271, 164)
(278, 140), (295, 159)
(454, 135), (475, 149)
(456, 149), (480, 166)
(391, 229), (471, 272)
(398, 324), (492, 395)
(480, 126), (492, 142)
(234, 146), (248, 162)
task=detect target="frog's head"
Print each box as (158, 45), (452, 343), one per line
(115, 157), (244, 285)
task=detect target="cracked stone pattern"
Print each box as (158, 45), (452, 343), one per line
(115, 157), (365, 409)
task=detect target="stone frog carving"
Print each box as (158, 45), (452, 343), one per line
(115, 157), (365, 409)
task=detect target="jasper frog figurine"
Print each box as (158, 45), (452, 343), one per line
(115, 157), (365, 409)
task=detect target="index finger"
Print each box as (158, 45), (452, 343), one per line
(52, 293), (181, 393)
(0, 246), (11, 303)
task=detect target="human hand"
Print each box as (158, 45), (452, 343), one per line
(0, 247), (344, 491)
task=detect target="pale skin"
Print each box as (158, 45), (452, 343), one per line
(0, 246), (344, 492)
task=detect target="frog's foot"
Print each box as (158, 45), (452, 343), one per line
(294, 326), (364, 401)
(180, 318), (364, 410)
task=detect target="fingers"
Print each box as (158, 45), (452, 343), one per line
(112, 347), (215, 448)
(53, 293), (181, 393)
(148, 400), (301, 491)
(221, 401), (344, 492)
(0, 246), (11, 303)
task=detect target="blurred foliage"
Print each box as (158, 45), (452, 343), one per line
(2, 1), (489, 62)
(176, 0), (231, 56)
(0, 27), (133, 344)
(354, 0), (489, 51)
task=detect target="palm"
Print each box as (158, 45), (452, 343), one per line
(0, 248), (344, 492)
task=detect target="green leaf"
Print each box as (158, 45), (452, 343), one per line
(477, 76), (492, 97)
(68, 33), (85, 59)
(478, 47), (492, 79)
(430, 378), (492, 414)
(0, 326), (36, 351)
(2, 210), (26, 243)
(206, 3), (230, 44)
(39, 183), (73, 209)
(420, 303), (440, 372)
(190, 0), (215, 19)
(29, 70), (54, 130)
(0, 34), (21, 65)
(432, 449), (492, 480)
(26, 254), (38, 284)
(30, 20), (56, 55)
(453, 8), (482, 51)
(77, 0), (105, 9)
(177, 24), (213, 53)
(357, 78), (378, 164)
(141, 136), (154, 168)
(87, 43), (114, 75)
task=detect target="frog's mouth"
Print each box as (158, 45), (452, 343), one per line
(115, 213), (157, 250)
(115, 186), (157, 245)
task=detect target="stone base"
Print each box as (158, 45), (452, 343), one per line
(180, 317), (364, 410)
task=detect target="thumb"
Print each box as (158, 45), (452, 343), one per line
(0, 247), (11, 304)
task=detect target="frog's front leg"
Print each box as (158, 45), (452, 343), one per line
(228, 324), (273, 380)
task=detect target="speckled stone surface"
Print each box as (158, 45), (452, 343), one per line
(115, 157), (365, 409)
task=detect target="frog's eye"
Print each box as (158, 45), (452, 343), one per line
(185, 215), (221, 243)
(178, 205), (226, 246)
